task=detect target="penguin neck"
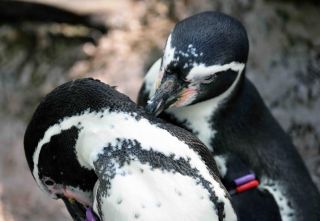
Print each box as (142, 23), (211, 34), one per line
(74, 111), (149, 170)
(209, 76), (272, 154)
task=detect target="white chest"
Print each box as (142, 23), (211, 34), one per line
(97, 160), (225, 221)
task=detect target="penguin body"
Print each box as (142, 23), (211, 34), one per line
(139, 11), (320, 221)
(24, 78), (237, 221)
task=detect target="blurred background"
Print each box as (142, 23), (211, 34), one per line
(0, 0), (319, 220)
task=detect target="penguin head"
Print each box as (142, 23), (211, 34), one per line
(24, 78), (136, 220)
(146, 11), (249, 115)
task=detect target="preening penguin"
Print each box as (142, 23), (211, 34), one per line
(138, 11), (320, 221)
(24, 78), (237, 221)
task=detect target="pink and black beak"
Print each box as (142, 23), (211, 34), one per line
(146, 72), (199, 116)
(61, 197), (99, 221)
(61, 196), (87, 221)
(145, 74), (182, 116)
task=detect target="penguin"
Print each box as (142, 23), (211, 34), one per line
(138, 11), (320, 221)
(24, 78), (238, 221)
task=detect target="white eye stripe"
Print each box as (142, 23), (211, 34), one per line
(162, 34), (175, 69)
(186, 61), (245, 81)
(201, 75), (217, 84)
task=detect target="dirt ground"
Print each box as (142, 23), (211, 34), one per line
(0, 0), (319, 220)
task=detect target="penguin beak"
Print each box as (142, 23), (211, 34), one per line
(145, 74), (181, 116)
(61, 197), (87, 221)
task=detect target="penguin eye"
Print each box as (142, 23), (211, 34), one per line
(43, 177), (55, 186)
(201, 75), (216, 84)
(201, 71), (224, 84)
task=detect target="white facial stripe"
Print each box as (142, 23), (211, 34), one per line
(162, 34), (175, 69)
(259, 178), (295, 221)
(97, 160), (237, 221)
(154, 34), (176, 89)
(186, 62), (245, 81)
(32, 121), (79, 195)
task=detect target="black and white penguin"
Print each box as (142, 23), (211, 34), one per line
(138, 11), (320, 221)
(24, 78), (237, 221)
